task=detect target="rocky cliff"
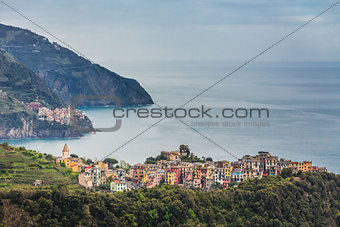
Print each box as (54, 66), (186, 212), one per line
(0, 112), (84, 139)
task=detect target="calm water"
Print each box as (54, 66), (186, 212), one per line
(3, 62), (340, 173)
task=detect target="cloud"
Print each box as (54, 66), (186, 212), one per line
(281, 15), (326, 23)
(0, 0), (339, 62)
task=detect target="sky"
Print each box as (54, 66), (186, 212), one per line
(0, 0), (339, 67)
(1, 0), (340, 171)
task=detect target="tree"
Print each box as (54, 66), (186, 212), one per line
(53, 184), (69, 201)
(70, 154), (79, 158)
(103, 158), (118, 165)
(60, 162), (66, 167)
(188, 208), (196, 219)
(86, 159), (94, 165)
(45, 154), (53, 160)
(250, 215), (267, 226)
(281, 168), (293, 178)
(124, 214), (138, 227)
(1, 172), (338, 226)
(148, 209), (159, 221)
(145, 157), (157, 164)
(179, 144), (190, 156)
(139, 194), (146, 202)
(206, 157), (213, 161)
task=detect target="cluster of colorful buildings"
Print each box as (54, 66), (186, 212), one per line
(55, 144), (130, 191)
(56, 144), (85, 172)
(27, 101), (86, 125)
(78, 160), (130, 190)
(56, 144), (327, 192)
(129, 151), (327, 190)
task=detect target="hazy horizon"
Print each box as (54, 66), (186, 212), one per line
(1, 0), (339, 71)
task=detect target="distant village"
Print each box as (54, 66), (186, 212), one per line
(28, 101), (86, 125)
(55, 144), (327, 192)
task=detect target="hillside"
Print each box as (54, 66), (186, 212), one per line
(0, 164), (339, 226)
(0, 49), (65, 110)
(0, 50), (94, 139)
(0, 23), (153, 107)
(0, 90), (28, 114)
(0, 143), (78, 189)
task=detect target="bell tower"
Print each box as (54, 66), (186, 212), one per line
(62, 143), (70, 158)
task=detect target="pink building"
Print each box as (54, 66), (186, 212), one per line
(185, 170), (193, 181)
(28, 102), (41, 110)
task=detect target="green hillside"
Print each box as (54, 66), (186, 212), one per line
(0, 91), (28, 114)
(0, 49), (65, 109)
(0, 171), (339, 226)
(0, 143), (79, 190)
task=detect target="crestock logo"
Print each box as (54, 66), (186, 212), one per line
(112, 105), (270, 119)
(70, 95), (122, 132)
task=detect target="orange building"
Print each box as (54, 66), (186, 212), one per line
(132, 163), (144, 182)
(70, 163), (79, 172)
(298, 161), (312, 172)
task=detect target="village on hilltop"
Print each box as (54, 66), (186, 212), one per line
(28, 101), (86, 125)
(55, 144), (327, 192)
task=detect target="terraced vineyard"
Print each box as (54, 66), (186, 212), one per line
(0, 143), (77, 189)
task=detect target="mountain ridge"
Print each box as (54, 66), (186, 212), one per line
(0, 23), (153, 107)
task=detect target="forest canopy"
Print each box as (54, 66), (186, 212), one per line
(0, 172), (339, 226)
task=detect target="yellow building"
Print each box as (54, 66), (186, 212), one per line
(206, 166), (215, 179)
(143, 171), (149, 184)
(298, 161), (312, 172)
(56, 158), (71, 167)
(143, 170), (155, 184)
(97, 161), (109, 171)
(56, 144), (82, 172)
(165, 171), (176, 185)
(56, 159), (82, 172)
(224, 166), (232, 180)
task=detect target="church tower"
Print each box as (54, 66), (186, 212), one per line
(62, 143), (70, 158)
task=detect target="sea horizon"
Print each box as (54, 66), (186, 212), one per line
(2, 61), (339, 173)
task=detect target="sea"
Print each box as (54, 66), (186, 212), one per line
(2, 61), (340, 173)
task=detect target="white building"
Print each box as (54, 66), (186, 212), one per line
(87, 166), (101, 187)
(110, 180), (127, 192)
(78, 172), (93, 189)
(215, 167), (225, 185)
